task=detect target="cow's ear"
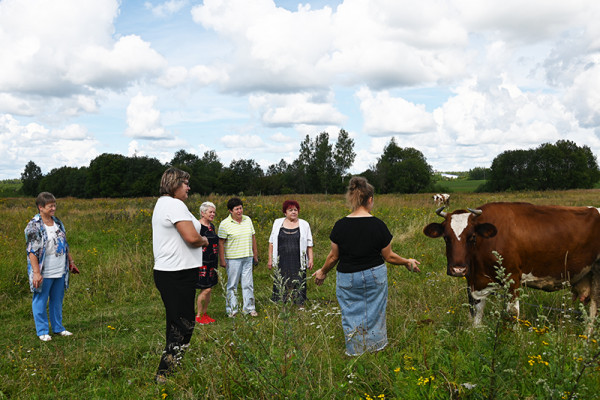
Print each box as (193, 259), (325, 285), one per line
(423, 223), (444, 238)
(475, 223), (497, 238)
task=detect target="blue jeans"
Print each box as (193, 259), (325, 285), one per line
(32, 275), (67, 336)
(226, 257), (255, 314)
(336, 264), (388, 356)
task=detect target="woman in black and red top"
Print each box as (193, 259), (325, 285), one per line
(196, 201), (219, 324)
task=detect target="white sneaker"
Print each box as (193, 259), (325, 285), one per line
(39, 334), (52, 341)
(57, 330), (73, 336)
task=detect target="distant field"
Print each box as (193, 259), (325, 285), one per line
(2, 191), (600, 399)
(0, 179), (22, 197)
(435, 178), (485, 193)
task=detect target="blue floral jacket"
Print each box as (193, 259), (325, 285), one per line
(25, 214), (71, 293)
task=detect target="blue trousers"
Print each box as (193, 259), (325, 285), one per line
(32, 275), (66, 336)
(225, 257), (256, 314)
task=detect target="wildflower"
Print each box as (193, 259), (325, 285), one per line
(578, 334), (588, 340)
(394, 367), (400, 373)
(528, 355), (549, 366)
(107, 325), (116, 330)
(417, 375), (435, 386)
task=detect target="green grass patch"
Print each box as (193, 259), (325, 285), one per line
(2, 192), (600, 399)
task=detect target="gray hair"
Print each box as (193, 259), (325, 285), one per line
(200, 201), (216, 215)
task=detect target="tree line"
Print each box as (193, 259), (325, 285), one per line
(19, 135), (600, 198)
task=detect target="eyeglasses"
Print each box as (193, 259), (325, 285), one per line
(181, 181), (189, 186)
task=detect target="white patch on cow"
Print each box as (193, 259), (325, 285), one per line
(471, 286), (495, 300)
(450, 213), (470, 241)
(521, 273), (537, 283)
(473, 300), (486, 326)
(587, 206), (600, 215)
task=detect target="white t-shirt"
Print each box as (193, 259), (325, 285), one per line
(43, 223), (67, 278)
(152, 195), (203, 271)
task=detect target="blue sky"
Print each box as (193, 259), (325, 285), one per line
(1, 0), (600, 179)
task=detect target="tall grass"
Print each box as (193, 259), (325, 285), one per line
(1, 191), (600, 399)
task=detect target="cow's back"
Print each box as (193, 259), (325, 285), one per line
(472, 202), (600, 285)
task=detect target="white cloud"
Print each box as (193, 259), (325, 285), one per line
(357, 87), (436, 136)
(221, 134), (265, 149)
(564, 59), (600, 129)
(125, 93), (170, 139)
(127, 136), (189, 163)
(269, 132), (294, 143)
(145, 0), (188, 18)
(0, 114), (98, 176)
(250, 92), (346, 127)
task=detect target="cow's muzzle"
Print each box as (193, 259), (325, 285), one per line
(447, 265), (468, 277)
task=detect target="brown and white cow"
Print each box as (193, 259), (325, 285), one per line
(423, 202), (600, 326)
(433, 193), (450, 207)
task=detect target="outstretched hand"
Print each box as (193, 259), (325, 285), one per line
(406, 258), (421, 273)
(312, 268), (327, 286)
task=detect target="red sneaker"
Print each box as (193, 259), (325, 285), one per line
(195, 315), (202, 324)
(203, 313), (215, 323)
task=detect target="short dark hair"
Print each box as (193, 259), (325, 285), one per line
(227, 197), (243, 211)
(159, 167), (190, 196)
(36, 192), (56, 209)
(282, 200), (300, 214)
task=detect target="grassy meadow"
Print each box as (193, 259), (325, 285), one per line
(2, 191), (600, 399)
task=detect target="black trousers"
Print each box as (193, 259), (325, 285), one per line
(153, 268), (198, 377)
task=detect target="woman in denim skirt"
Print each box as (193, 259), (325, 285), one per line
(313, 176), (421, 356)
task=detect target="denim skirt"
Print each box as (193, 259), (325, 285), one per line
(336, 264), (388, 356)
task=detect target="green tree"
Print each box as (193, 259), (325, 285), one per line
(219, 159), (264, 195)
(310, 132), (336, 193)
(486, 140), (600, 191)
(170, 149), (199, 168)
(468, 167), (490, 180)
(39, 166), (88, 198)
(85, 154), (128, 197)
(123, 156), (165, 197)
(291, 130), (356, 194)
(264, 159), (293, 194)
(374, 139), (433, 193)
(192, 150), (223, 195)
(21, 161), (43, 196)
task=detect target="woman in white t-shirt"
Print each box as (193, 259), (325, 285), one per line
(25, 192), (79, 342)
(152, 167), (208, 383)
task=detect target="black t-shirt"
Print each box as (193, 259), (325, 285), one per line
(329, 216), (393, 273)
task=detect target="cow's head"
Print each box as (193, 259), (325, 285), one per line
(423, 206), (497, 277)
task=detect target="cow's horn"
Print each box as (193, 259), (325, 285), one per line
(468, 208), (482, 216)
(435, 206), (447, 217)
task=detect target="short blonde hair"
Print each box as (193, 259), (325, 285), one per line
(159, 167), (190, 196)
(346, 176), (374, 211)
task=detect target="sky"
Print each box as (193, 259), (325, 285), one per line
(1, 0), (600, 180)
